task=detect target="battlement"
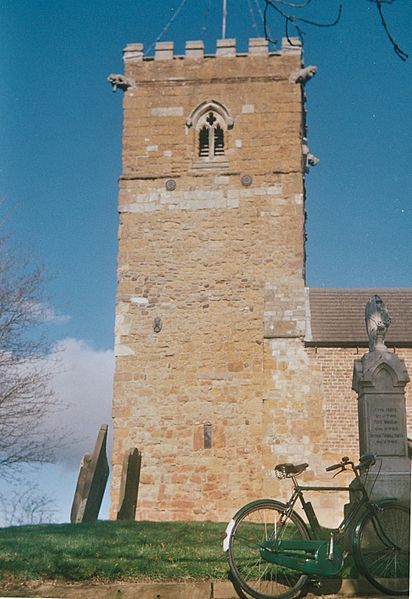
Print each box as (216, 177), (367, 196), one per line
(123, 37), (302, 63)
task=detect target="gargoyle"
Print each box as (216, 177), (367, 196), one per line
(291, 65), (318, 85)
(307, 154), (320, 167)
(107, 74), (134, 92)
(365, 294), (391, 352)
(302, 143), (320, 172)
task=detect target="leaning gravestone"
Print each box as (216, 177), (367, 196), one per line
(116, 448), (142, 520)
(352, 295), (410, 503)
(70, 424), (109, 523)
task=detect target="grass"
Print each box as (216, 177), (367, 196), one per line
(0, 520), (362, 585)
(0, 520), (230, 583)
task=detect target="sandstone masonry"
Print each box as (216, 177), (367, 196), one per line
(110, 38), (411, 526)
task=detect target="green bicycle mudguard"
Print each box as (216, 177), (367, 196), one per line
(261, 538), (344, 577)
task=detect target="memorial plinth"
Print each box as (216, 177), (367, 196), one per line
(352, 350), (410, 503)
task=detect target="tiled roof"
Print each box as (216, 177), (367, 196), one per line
(307, 288), (412, 347)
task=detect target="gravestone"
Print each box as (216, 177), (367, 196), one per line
(352, 296), (410, 503)
(116, 448), (142, 520)
(70, 424), (110, 523)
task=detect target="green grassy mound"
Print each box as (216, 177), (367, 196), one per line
(0, 520), (229, 582)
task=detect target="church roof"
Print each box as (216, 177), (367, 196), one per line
(307, 288), (412, 347)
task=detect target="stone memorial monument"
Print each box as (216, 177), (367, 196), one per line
(71, 424), (110, 523)
(352, 295), (410, 503)
(116, 448), (142, 520)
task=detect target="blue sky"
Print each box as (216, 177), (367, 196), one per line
(0, 0), (411, 522)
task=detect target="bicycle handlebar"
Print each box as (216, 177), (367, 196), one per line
(325, 462), (343, 472)
(325, 454), (376, 474)
(325, 456), (351, 472)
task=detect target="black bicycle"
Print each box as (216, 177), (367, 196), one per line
(223, 454), (410, 599)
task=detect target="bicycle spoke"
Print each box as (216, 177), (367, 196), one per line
(228, 500), (309, 599)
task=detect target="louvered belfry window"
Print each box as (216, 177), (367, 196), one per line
(199, 125), (210, 157)
(198, 112), (225, 158)
(214, 125), (224, 156)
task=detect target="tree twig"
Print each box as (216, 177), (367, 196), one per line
(263, 0), (408, 61)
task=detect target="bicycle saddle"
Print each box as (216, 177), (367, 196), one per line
(275, 462), (309, 477)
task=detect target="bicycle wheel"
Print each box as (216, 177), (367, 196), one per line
(227, 499), (310, 599)
(353, 501), (410, 596)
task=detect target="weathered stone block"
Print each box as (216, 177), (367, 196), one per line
(71, 425), (109, 523)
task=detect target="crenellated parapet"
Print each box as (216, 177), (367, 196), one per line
(122, 37), (302, 63)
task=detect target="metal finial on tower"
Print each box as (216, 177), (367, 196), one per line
(222, 0), (227, 39)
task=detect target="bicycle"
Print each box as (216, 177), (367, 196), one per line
(223, 454), (410, 599)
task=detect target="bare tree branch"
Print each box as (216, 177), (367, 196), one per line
(0, 483), (57, 526)
(0, 229), (62, 480)
(375, 0), (408, 60)
(264, 0), (342, 45)
(263, 0), (408, 60)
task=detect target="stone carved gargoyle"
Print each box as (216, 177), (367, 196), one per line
(365, 294), (391, 352)
(291, 65), (318, 85)
(302, 143), (320, 172)
(307, 154), (320, 167)
(107, 74), (135, 92)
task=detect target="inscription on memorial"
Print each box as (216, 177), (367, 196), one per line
(368, 402), (405, 456)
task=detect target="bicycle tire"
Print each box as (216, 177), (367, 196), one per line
(227, 499), (310, 599)
(353, 501), (410, 596)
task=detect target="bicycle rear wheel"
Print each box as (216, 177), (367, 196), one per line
(227, 499), (310, 599)
(353, 501), (410, 596)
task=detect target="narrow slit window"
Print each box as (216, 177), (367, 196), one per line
(203, 423), (212, 449)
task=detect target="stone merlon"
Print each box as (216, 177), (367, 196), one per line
(122, 37), (302, 63)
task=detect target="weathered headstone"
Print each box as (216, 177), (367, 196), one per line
(116, 448), (142, 520)
(70, 424), (110, 523)
(352, 296), (410, 503)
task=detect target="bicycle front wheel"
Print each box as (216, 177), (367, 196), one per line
(353, 501), (410, 596)
(227, 499), (310, 599)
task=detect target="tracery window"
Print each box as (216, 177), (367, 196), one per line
(186, 100), (234, 168)
(198, 112), (225, 158)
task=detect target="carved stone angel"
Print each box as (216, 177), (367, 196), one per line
(365, 294), (391, 352)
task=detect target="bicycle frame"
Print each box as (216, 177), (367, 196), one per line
(260, 469), (383, 577)
(290, 474), (369, 538)
(225, 455), (409, 598)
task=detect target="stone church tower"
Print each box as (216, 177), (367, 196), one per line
(110, 37), (412, 523)
(110, 36), (317, 521)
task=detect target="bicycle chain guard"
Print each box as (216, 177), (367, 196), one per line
(260, 539), (344, 577)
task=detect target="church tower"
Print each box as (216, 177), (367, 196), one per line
(110, 37), (313, 520)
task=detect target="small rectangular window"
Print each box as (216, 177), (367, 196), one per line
(203, 423), (212, 449)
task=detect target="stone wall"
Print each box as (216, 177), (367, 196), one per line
(307, 346), (412, 455)
(111, 38), (310, 521)
(296, 346), (412, 526)
(110, 37), (411, 526)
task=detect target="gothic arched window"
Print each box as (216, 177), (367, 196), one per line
(186, 100), (234, 168)
(198, 112), (225, 158)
